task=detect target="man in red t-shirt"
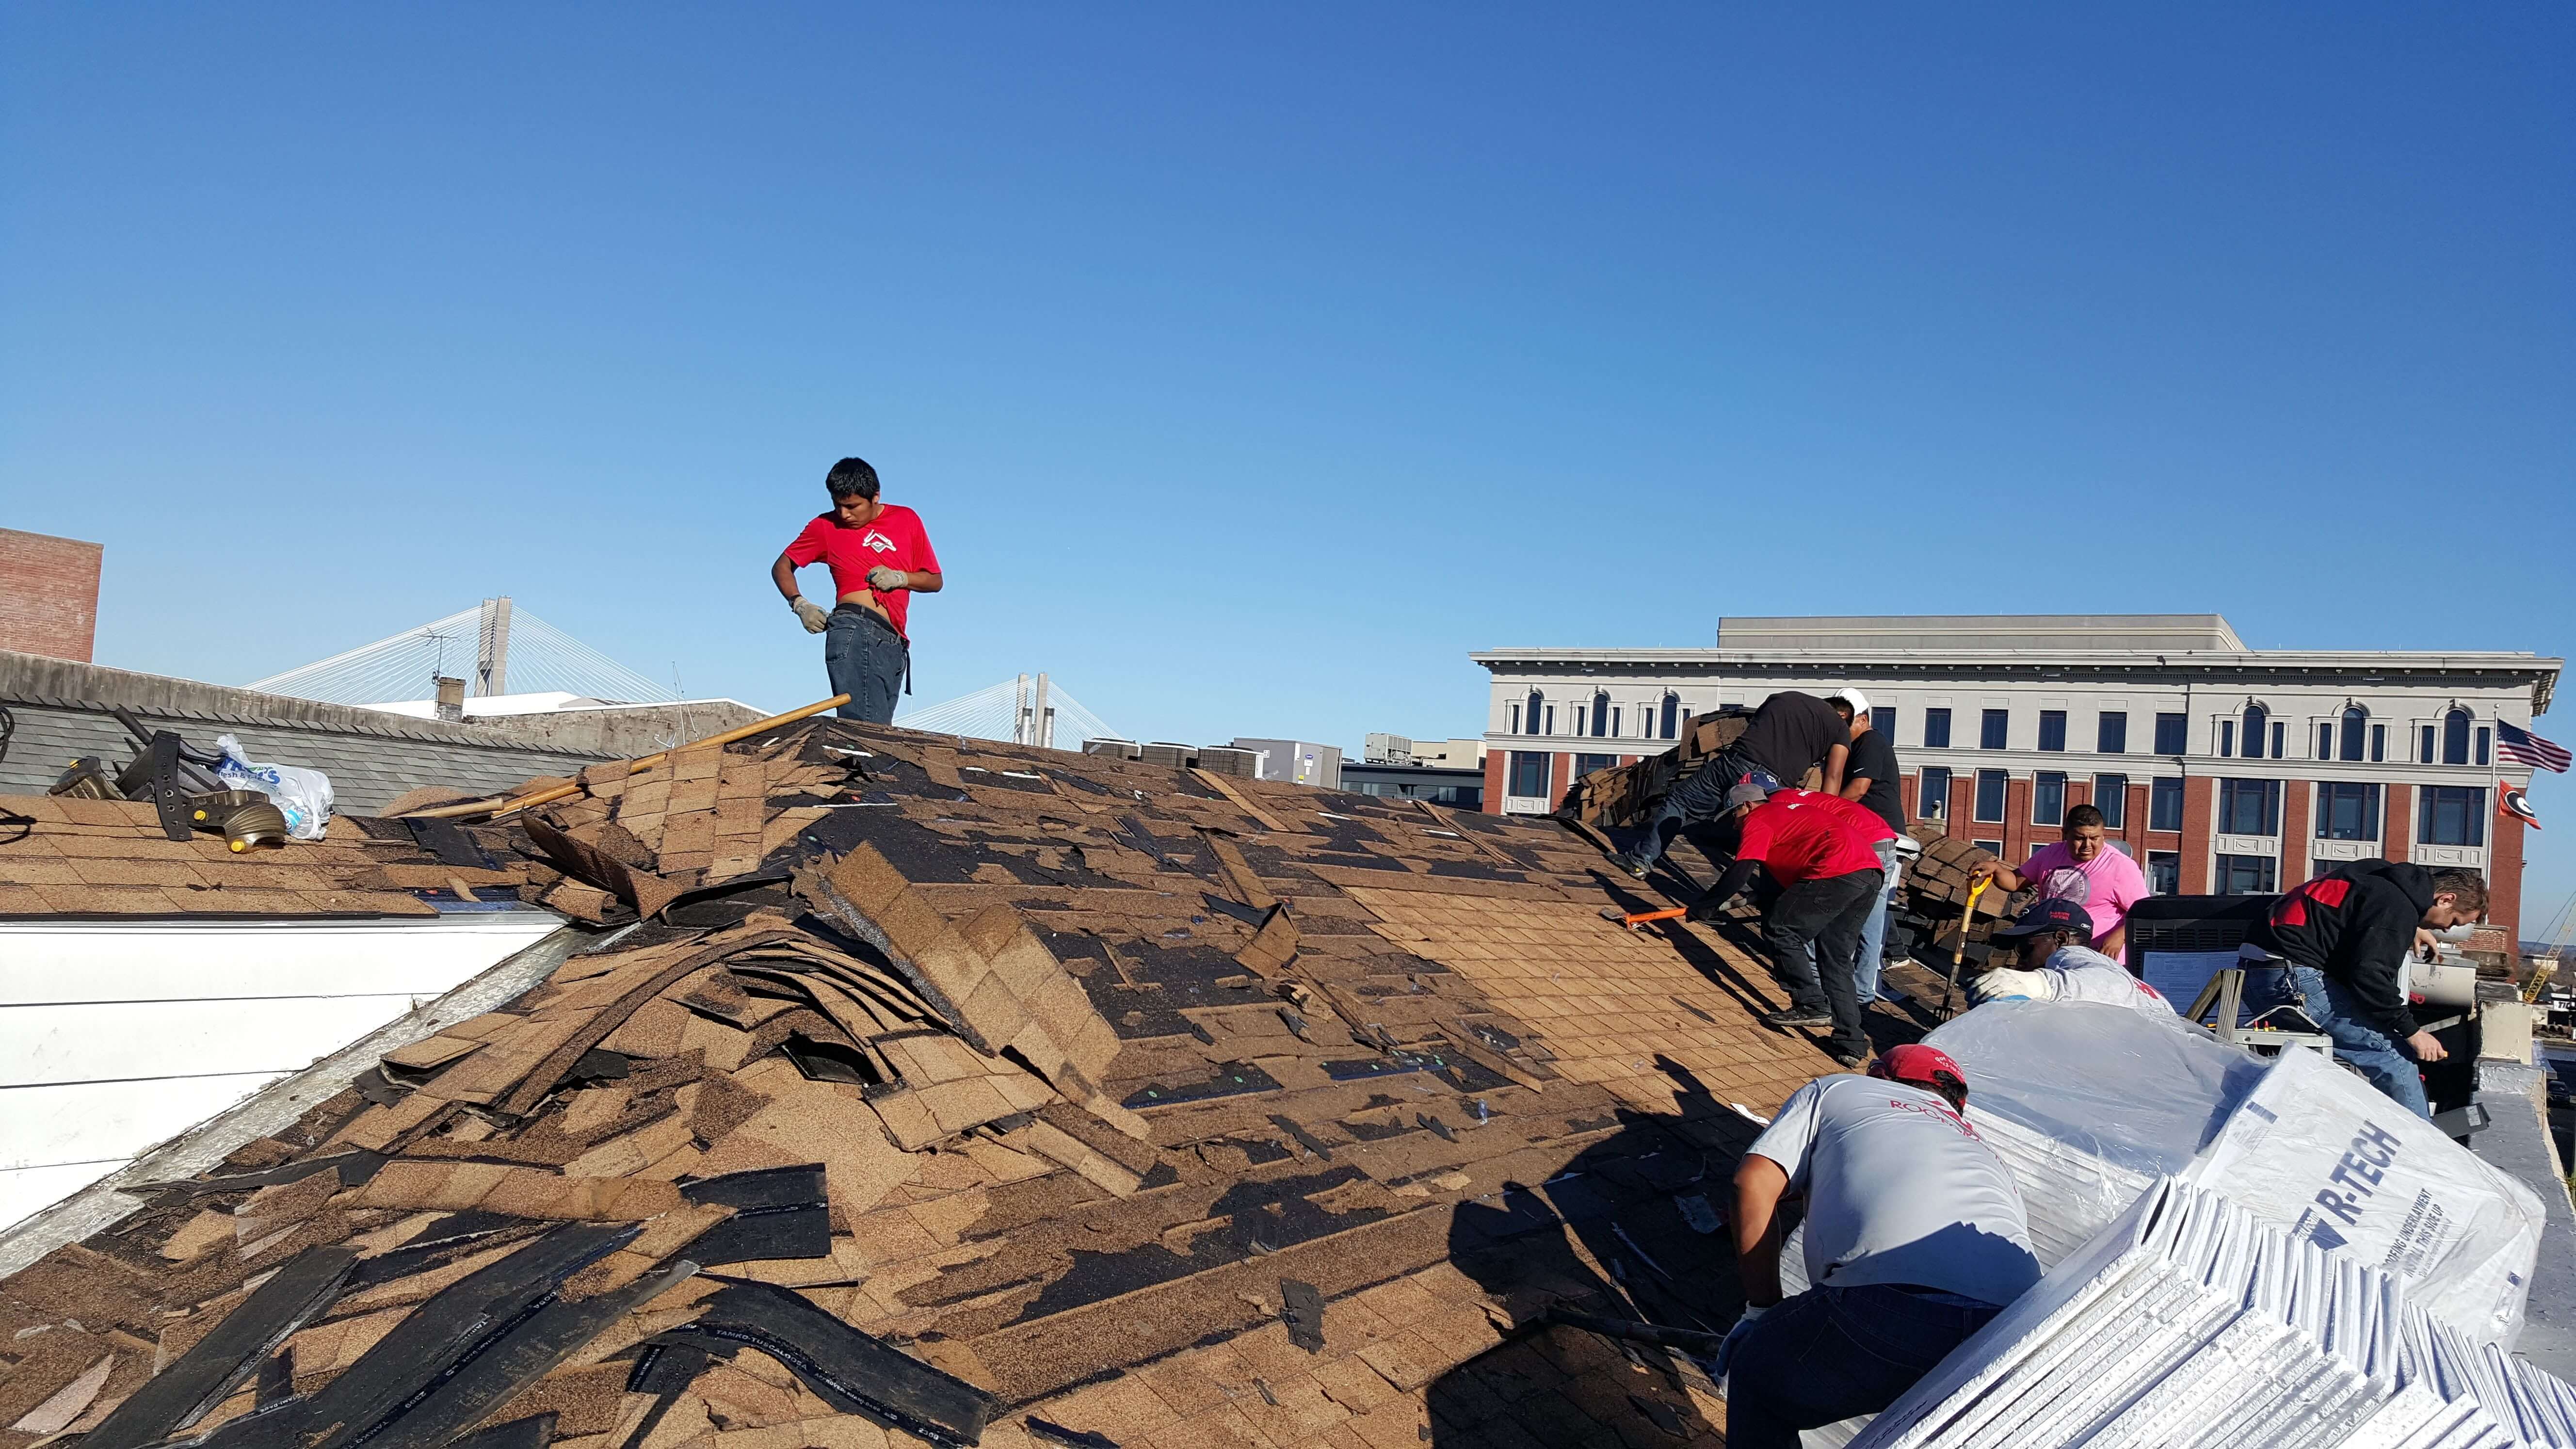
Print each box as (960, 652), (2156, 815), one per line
(768, 457), (944, 724)
(1688, 782), (1898, 1067)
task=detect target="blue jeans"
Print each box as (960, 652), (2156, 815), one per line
(1854, 857), (1899, 1006)
(1726, 1284), (2001, 1449)
(824, 606), (906, 724)
(2246, 965), (2431, 1120)
(1613, 747), (1771, 869)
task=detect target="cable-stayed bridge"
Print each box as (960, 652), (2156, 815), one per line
(247, 597), (680, 707)
(895, 674), (1119, 750)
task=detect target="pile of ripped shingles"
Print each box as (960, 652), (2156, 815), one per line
(0, 720), (1772, 1449)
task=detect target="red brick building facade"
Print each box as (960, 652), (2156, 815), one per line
(1477, 616), (2561, 942)
(0, 528), (103, 662)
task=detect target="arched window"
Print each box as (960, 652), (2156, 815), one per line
(1590, 690), (1611, 739)
(2242, 704), (2268, 759)
(2443, 708), (2472, 766)
(2339, 706), (2367, 762)
(1660, 692), (1680, 740)
(1524, 691), (1543, 737)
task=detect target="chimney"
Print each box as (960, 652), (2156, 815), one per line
(435, 676), (467, 723)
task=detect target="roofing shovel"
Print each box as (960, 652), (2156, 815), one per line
(1935, 878), (1991, 1018)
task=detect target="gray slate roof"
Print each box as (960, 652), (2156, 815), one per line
(0, 701), (612, 812)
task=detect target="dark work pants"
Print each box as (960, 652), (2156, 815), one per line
(824, 606), (906, 724)
(1725, 1284), (2002, 1449)
(1620, 746), (1764, 869)
(1764, 868), (1881, 1059)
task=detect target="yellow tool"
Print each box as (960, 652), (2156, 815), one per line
(1936, 878), (1991, 1017)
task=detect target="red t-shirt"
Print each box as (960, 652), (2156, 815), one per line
(1736, 789), (1897, 886)
(785, 505), (941, 638)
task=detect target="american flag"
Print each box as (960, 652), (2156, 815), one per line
(2498, 721), (2571, 773)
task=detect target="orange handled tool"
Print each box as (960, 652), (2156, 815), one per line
(1600, 906), (1690, 931)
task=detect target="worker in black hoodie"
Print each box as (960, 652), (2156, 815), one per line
(2244, 860), (2488, 1119)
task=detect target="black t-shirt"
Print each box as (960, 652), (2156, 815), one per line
(1843, 726), (1905, 831)
(1735, 691), (1852, 785)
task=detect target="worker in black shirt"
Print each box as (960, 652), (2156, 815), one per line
(1829, 690), (1907, 1006)
(1609, 690), (1851, 878)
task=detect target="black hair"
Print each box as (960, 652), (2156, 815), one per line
(2064, 804), (2106, 830)
(1931, 1076), (1968, 1112)
(825, 457), (880, 502)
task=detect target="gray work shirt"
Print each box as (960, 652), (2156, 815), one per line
(1747, 1075), (2043, 1307)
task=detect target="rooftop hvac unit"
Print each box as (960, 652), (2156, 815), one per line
(1140, 741), (1197, 770)
(1082, 737), (1142, 760)
(1196, 746), (1257, 778)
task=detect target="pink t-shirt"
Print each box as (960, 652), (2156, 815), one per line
(2018, 842), (2150, 961)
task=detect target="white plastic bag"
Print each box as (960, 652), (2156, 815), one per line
(2190, 1044), (2544, 1345)
(212, 733), (335, 841)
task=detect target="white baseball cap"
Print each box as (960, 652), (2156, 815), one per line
(1826, 688), (1871, 716)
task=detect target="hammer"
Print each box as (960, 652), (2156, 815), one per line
(1600, 906), (1690, 931)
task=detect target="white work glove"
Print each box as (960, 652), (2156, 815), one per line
(1968, 966), (2053, 1006)
(791, 597), (829, 634)
(1709, 1303), (1769, 1383)
(866, 565), (909, 592)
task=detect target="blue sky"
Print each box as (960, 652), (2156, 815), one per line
(4, 7), (2571, 930)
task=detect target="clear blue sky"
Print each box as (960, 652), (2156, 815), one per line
(4, 7), (2571, 931)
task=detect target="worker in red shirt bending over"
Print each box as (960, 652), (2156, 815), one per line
(1688, 780), (1898, 1068)
(769, 457), (943, 724)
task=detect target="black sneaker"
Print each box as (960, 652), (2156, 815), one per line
(1763, 1006), (1832, 1029)
(1831, 1049), (1870, 1070)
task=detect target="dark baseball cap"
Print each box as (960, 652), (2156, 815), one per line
(1994, 897), (2096, 940)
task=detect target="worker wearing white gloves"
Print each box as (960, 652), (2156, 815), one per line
(1718, 1045), (2042, 1449)
(769, 457), (944, 724)
(1969, 898), (2179, 1019)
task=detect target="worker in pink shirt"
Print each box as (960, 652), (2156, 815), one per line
(1969, 803), (2148, 965)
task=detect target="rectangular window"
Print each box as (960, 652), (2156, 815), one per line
(2419, 786), (2487, 847)
(1544, 706), (1555, 735)
(1573, 752), (1616, 777)
(2371, 724), (2385, 762)
(1506, 751), (1550, 798)
(2270, 722), (2285, 760)
(2094, 773), (2128, 829)
(2219, 720), (2236, 757)
(1973, 769), (2007, 822)
(2315, 782), (2381, 841)
(2218, 778), (2281, 836)
(2032, 771), (2066, 826)
(2419, 725), (2436, 763)
(2215, 853), (2278, 895)
(2037, 711), (2067, 752)
(2098, 712), (2128, 754)
(2150, 777), (2185, 832)
(2477, 726), (2492, 767)
(1878, 707), (1898, 744)
(2155, 713), (2188, 755)
(1974, 839), (2005, 859)
(1508, 704), (1521, 734)
(1916, 766), (1951, 821)
(2317, 723), (2333, 759)
(2147, 851), (2180, 895)
(1980, 709), (2009, 750)
(1660, 694), (1680, 740)
(1923, 708), (1952, 748)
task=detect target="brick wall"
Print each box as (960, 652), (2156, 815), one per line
(2385, 786), (2414, 864)
(0, 529), (102, 662)
(2180, 777), (2215, 893)
(2281, 780), (2311, 885)
(2491, 814), (2525, 941)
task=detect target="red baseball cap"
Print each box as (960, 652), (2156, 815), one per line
(1868, 1044), (1967, 1095)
